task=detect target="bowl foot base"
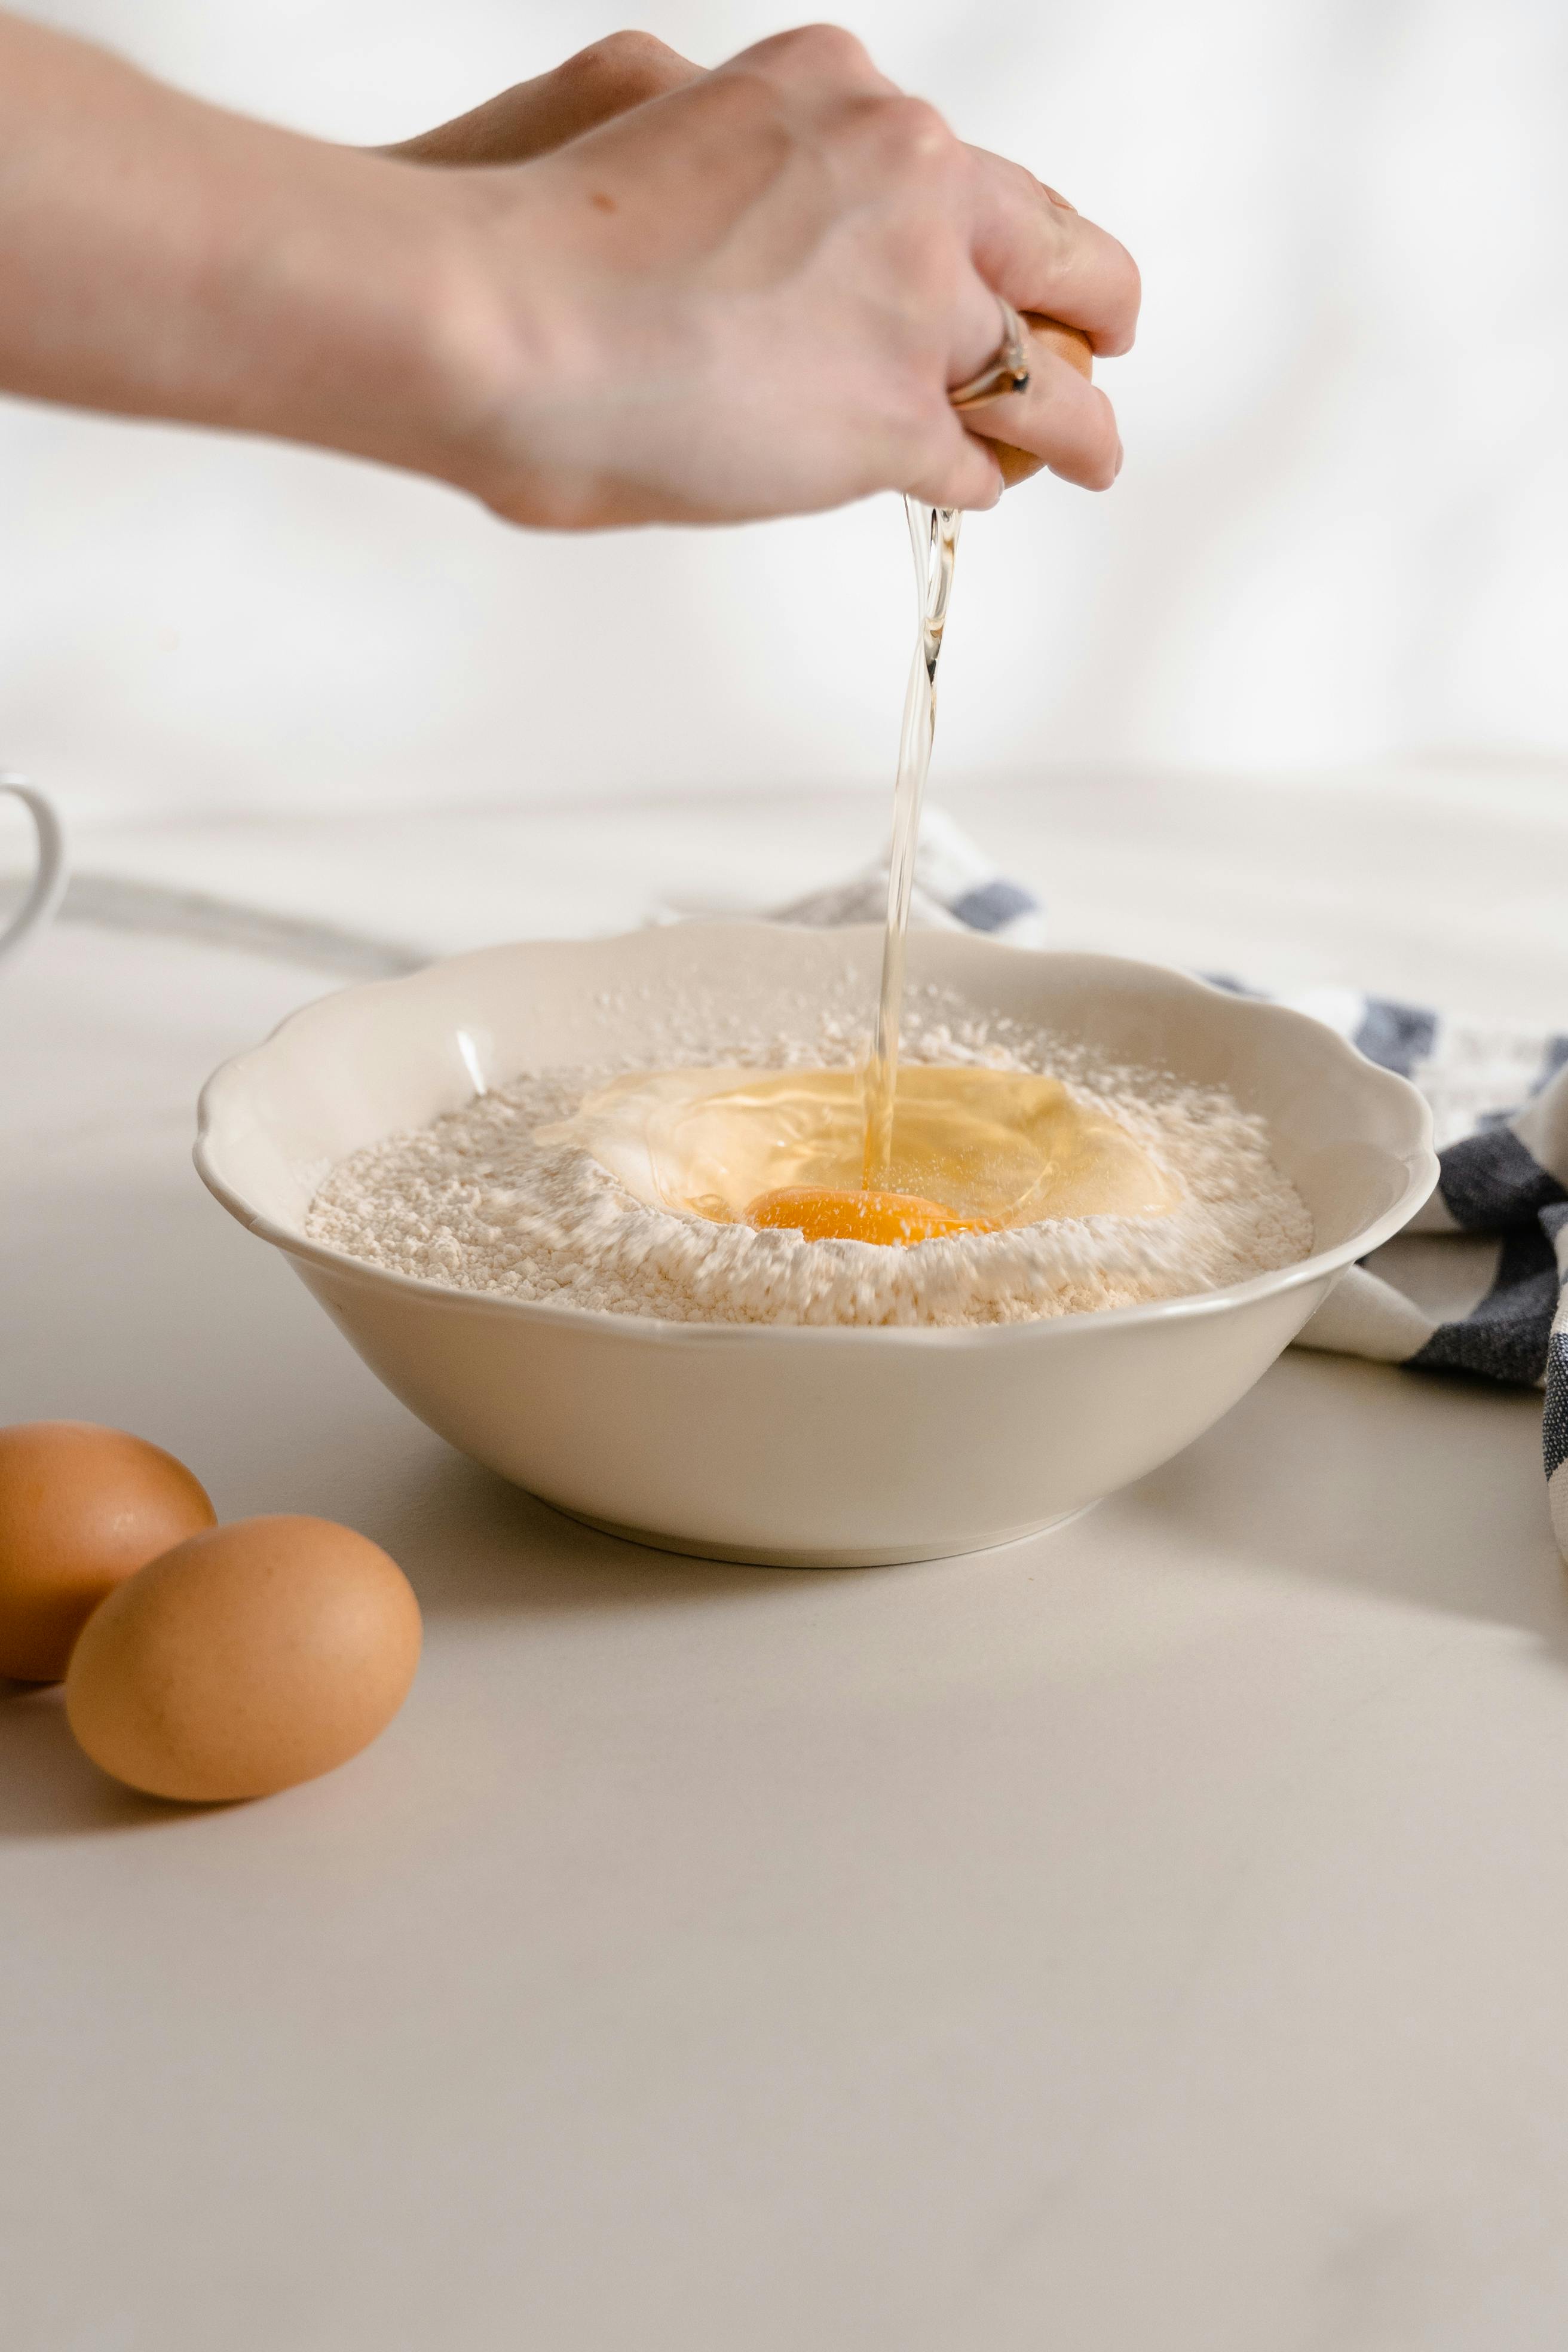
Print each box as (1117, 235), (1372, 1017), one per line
(551, 1500), (1099, 1570)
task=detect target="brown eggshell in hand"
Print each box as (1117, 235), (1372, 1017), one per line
(0, 1421), (216, 1682)
(991, 315), (1095, 488)
(65, 1515), (422, 1802)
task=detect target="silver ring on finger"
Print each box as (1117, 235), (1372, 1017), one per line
(948, 297), (1030, 411)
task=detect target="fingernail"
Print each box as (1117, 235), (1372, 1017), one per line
(1114, 440), (1124, 478)
(1040, 182), (1077, 212)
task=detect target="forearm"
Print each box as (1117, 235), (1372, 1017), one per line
(0, 16), (1136, 527)
(0, 13), (494, 477)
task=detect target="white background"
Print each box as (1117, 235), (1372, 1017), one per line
(4, 0), (1567, 825)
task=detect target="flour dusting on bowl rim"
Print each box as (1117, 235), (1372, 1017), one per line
(195, 929), (1438, 1349)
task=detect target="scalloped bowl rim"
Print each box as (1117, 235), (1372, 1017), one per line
(193, 927), (1438, 1348)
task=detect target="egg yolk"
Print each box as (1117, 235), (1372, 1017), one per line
(746, 1186), (997, 1245)
(537, 1062), (1181, 1245)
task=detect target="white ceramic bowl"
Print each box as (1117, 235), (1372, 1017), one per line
(196, 924), (1436, 1566)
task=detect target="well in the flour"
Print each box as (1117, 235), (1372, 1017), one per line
(305, 1007), (1314, 1330)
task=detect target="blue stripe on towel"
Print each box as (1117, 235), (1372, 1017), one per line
(1410, 1224), (1561, 1386)
(1354, 998), (1438, 1078)
(1545, 1333), (1568, 1481)
(1535, 1037), (1568, 1096)
(947, 879), (1041, 934)
(1438, 1127), (1568, 1231)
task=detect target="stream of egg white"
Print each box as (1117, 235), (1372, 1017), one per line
(860, 499), (962, 1189)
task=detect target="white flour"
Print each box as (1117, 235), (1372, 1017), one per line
(306, 1001), (1313, 1327)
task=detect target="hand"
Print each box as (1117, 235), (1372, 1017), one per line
(407, 26), (1140, 528)
(0, 14), (1137, 534)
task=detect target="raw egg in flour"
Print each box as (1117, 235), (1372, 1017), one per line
(0, 1420), (216, 1682)
(538, 1064), (1178, 1242)
(748, 1187), (994, 1245)
(66, 1515), (422, 1802)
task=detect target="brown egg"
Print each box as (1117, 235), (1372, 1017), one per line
(0, 1420), (216, 1682)
(65, 1515), (422, 1803)
(991, 314), (1096, 489)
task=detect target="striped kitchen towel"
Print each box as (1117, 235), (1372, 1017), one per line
(770, 806), (1049, 947)
(1241, 983), (1568, 1496)
(771, 825), (1568, 1564)
(1240, 979), (1568, 1564)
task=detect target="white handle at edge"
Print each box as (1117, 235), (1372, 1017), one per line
(0, 777), (68, 969)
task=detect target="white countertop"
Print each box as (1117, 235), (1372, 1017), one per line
(5, 782), (1568, 2350)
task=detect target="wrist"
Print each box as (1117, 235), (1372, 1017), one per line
(178, 130), (592, 526)
(191, 143), (529, 494)
(362, 163), (572, 514)
(382, 163), (618, 527)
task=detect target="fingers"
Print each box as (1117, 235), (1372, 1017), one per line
(706, 34), (1125, 509)
(906, 418), (1004, 511)
(433, 23), (1137, 523)
(961, 350), (1121, 491)
(382, 31), (702, 167)
(946, 149), (1133, 493)
(961, 317), (1122, 491)
(964, 146), (1141, 357)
